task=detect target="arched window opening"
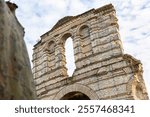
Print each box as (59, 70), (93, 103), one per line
(64, 37), (76, 77)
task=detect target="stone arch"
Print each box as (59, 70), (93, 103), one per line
(76, 23), (91, 36)
(44, 39), (56, 52)
(60, 31), (74, 45)
(53, 83), (99, 100)
(62, 33), (72, 45)
(61, 91), (90, 100)
(79, 25), (90, 37)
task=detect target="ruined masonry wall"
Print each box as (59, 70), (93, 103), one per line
(33, 4), (149, 100)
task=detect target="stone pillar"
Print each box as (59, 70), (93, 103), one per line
(55, 43), (67, 76)
(0, 0), (36, 99)
(73, 35), (84, 67)
(89, 17), (99, 53)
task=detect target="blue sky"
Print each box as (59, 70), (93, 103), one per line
(9, 0), (150, 96)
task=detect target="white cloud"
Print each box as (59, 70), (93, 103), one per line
(8, 0), (150, 97)
(66, 0), (88, 15)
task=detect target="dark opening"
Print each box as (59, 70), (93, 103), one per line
(61, 91), (90, 100)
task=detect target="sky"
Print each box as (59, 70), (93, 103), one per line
(8, 0), (150, 97)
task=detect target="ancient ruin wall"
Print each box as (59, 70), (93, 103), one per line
(0, 1), (36, 99)
(33, 4), (149, 100)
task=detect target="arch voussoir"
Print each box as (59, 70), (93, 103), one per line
(53, 83), (99, 100)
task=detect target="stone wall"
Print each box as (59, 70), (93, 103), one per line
(0, 0), (36, 99)
(33, 4), (149, 100)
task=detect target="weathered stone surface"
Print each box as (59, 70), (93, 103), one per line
(0, 0), (36, 99)
(33, 4), (149, 100)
